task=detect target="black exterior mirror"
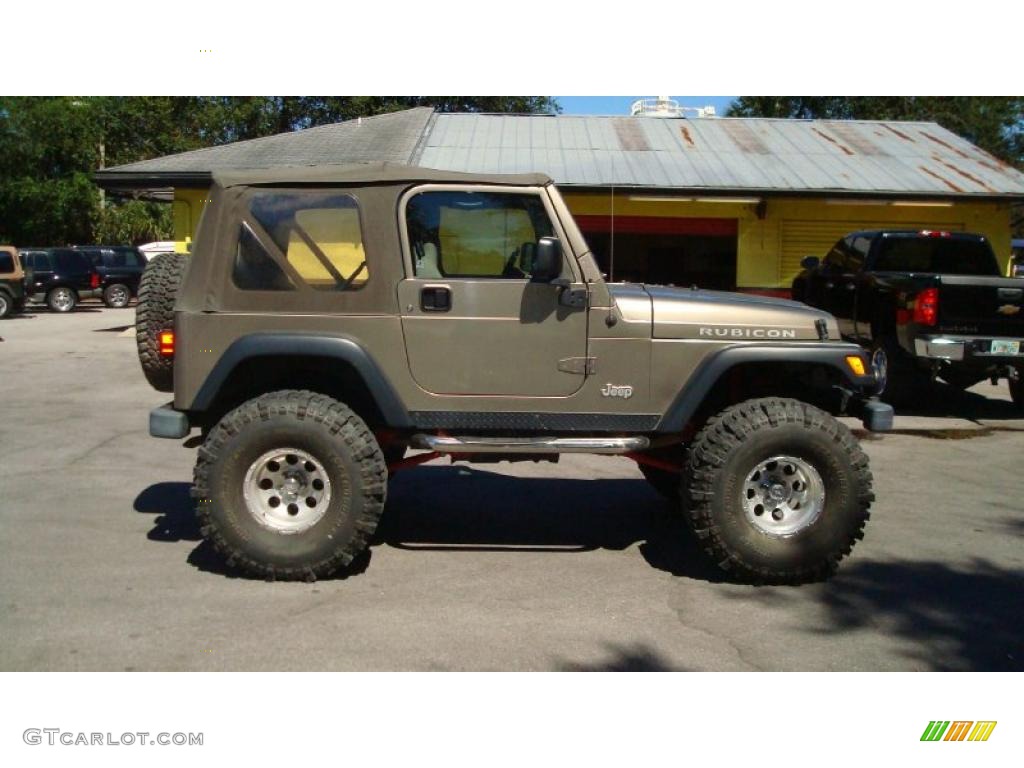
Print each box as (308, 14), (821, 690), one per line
(531, 237), (562, 282)
(801, 255), (820, 270)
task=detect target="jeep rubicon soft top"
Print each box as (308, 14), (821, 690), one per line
(137, 163), (891, 584)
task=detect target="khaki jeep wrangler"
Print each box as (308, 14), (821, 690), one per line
(138, 164), (891, 583)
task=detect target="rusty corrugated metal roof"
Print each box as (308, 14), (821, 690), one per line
(415, 113), (1024, 198)
(96, 107), (1024, 199)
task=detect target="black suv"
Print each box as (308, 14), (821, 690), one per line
(20, 248), (102, 312)
(75, 245), (147, 308)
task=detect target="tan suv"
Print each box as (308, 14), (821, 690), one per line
(137, 164), (891, 584)
(0, 246), (28, 319)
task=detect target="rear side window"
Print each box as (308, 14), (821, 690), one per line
(243, 192), (369, 291)
(0, 253), (13, 273)
(233, 224), (296, 292)
(873, 237), (999, 275)
(53, 250), (90, 273)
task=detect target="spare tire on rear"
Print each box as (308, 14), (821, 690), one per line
(136, 252), (187, 392)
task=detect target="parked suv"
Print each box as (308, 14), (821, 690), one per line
(137, 165), (891, 584)
(0, 246), (28, 318)
(20, 248), (101, 312)
(792, 230), (1024, 408)
(75, 245), (147, 308)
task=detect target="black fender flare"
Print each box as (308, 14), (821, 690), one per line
(657, 342), (876, 432)
(190, 333), (412, 428)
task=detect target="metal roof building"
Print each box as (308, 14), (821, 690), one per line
(96, 107), (1024, 290)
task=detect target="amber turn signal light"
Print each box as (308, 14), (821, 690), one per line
(845, 355), (866, 376)
(159, 331), (175, 357)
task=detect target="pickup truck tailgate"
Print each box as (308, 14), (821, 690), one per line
(937, 276), (1024, 336)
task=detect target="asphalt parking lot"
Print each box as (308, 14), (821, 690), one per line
(1, 305), (1022, 671)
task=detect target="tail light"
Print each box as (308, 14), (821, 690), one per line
(919, 230), (952, 238)
(90, 272), (101, 289)
(159, 331), (175, 357)
(913, 287), (940, 326)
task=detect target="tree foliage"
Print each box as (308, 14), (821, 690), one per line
(0, 96), (560, 246)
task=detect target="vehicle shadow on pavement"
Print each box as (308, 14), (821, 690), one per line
(555, 643), (685, 671)
(893, 380), (1021, 421)
(382, 466), (728, 583)
(133, 481), (372, 580)
(720, 558), (1024, 671)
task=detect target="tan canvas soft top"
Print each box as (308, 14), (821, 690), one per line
(213, 162), (553, 189)
(0, 246), (24, 280)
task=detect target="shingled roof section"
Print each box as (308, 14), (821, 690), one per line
(94, 107), (434, 188)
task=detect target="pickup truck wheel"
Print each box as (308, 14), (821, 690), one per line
(47, 286), (77, 313)
(136, 252), (187, 392)
(870, 335), (927, 405)
(1010, 371), (1023, 410)
(192, 390), (387, 581)
(683, 397), (873, 584)
(103, 283), (131, 308)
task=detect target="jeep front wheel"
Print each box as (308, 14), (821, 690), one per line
(192, 390), (387, 581)
(683, 397), (872, 584)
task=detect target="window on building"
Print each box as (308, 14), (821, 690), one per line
(248, 192), (368, 290)
(406, 191), (555, 278)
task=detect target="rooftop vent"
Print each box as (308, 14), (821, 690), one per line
(630, 96), (716, 119)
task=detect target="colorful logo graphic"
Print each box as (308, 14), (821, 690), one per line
(921, 721), (997, 742)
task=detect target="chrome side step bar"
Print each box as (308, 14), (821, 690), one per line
(409, 434), (650, 455)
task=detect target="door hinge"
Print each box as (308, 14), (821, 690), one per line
(558, 356), (596, 375)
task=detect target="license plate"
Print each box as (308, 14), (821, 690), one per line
(990, 340), (1020, 355)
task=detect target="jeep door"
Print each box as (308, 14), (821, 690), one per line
(398, 186), (588, 397)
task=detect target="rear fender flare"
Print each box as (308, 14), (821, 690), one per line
(190, 333), (412, 428)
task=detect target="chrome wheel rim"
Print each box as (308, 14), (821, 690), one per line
(870, 346), (888, 394)
(242, 447), (332, 534)
(0, 295), (8, 315)
(742, 454), (824, 537)
(108, 285), (129, 307)
(52, 288), (73, 312)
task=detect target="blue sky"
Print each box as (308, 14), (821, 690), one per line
(557, 96), (737, 116)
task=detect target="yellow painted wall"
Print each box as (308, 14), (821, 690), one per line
(563, 192), (1014, 288)
(171, 188), (212, 253)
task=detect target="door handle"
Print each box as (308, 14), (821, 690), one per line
(420, 285), (451, 312)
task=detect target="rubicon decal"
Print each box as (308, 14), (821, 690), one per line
(698, 327), (797, 339)
(920, 721), (997, 742)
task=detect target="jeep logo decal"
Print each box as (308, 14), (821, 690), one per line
(601, 383), (633, 399)
(699, 327), (797, 339)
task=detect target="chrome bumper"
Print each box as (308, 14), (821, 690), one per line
(914, 335), (1024, 361)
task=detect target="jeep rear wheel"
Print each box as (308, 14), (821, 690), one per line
(0, 292), (11, 319)
(136, 252), (186, 392)
(683, 397), (873, 584)
(192, 390), (387, 581)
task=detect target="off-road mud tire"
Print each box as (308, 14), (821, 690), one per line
(682, 397), (873, 584)
(192, 390), (387, 581)
(136, 252), (186, 392)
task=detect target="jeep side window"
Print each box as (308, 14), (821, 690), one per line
(232, 223), (296, 291)
(0, 252), (13, 273)
(406, 191), (554, 279)
(247, 192), (368, 291)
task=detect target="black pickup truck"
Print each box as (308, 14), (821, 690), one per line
(792, 230), (1023, 408)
